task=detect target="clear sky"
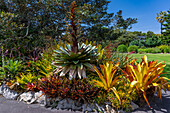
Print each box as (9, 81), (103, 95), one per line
(107, 0), (170, 34)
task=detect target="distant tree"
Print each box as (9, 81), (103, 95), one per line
(144, 36), (162, 47)
(132, 31), (146, 36)
(114, 10), (137, 29)
(0, 0), (138, 49)
(162, 10), (170, 45)
(114, 30), (137, 46)
(156, 11), (167, 36)
(146, 31), (155, 38)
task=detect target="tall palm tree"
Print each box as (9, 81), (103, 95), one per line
(156, 11), (167, 36)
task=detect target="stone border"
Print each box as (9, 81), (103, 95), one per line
(0, 85), (139, 113)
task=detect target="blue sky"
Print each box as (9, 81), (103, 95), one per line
(107, 0), (170, 34)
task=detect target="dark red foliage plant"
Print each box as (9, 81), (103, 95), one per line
(38, 75), (102, 103)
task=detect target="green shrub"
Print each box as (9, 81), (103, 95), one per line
(138, 49), (146, 54)
(128, 45), (138, 53)
(145, 48), (153, 53)
(164, 48), (169, 53)
(140, 46), (146, 49)
(129, 40), (139, 46)
(151, 48), (161, 53)
(108, 77), (138, 111)
(129, 40), (144, 47)
(158, 45), (169, 52)
(0, 59), (22, 82)
(138, 48), (161, 53)
(117, 44), (127, 53)
(145, 36), (161, 47)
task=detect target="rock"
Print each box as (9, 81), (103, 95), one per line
(95, 103), (106, 113)
(105, 104), (116, 113)
(71, 101), (82, 111)
(0, 84), (8, 94)
(18, 91), (34, 103)
(56, 98), (75, 110)
(82, 104), (93, 112)
(118, 109), (125, 113)
(44, 96), (53, 107)
(27, 91), (46, 105)
(2, 87), (18, 100)
(35, 91), (46, 104)
(131, 102), (139, 111)
(104, 102), (112, 106)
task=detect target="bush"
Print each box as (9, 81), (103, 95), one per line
(108, 77), (138, 110)
(138, 49), (146, 54)
(151, 48), (161, 53)
(140, 46), (146, 49)
(129, 40), (139, 46)
(144, 36), (161, 47)
(129, 40), (144, 47)
(38, 76), (101, 103)
(138, 48), (161, 53)
(158, 45), (169, 53)
(145, 48), (153, 53)
(164, 48), (169, 53)
(117, 44), (127, 53)
(128, 45), (138, 53)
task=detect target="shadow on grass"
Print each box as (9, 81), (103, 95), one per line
(131, 92), (170, 113)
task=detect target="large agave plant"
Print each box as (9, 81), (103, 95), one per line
(53, 42), (103, 79)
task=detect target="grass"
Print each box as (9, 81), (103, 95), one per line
(129, 54), (170, 79)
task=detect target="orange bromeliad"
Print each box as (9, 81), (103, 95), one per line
(121, 55), (170, 108)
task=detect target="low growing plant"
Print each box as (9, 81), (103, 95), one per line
(120, 55), (170, 108)
(38, 76), (101, 103)
(93, 61), (121, 101)
(117, 44), (127, 53)
(53, 41), (103, 79)
(108, 76), (138, 111)
(158, 45), (169, 53)
(128, 45), (138, 53)
(0, 59), (22, 83)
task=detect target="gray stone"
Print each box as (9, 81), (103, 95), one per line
(131, 102), (139, 111)
(44, 96), (53, 107)
(56, 98), (75, 110)
(0, 84), (8, 94)
(95, 103), (107, 113)
(18, 91), (34, 103)
(104, 102), (112, 106)
(27, 91), (46, 105)
(36, 91), (46, 104)
(2, 87), (18, 100)
(118, 109), (125, 113)
(71, 101), (82, 111)
(82, 104), (93, 112)
(105, 104), (116, 113)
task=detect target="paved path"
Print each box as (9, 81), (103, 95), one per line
(0, 95), (80, 113)
(131, 91), (170, 113)
(0, 91), (170, 113)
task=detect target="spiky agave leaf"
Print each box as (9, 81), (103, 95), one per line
(53, 41), (104, 79)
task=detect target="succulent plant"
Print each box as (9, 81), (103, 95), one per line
(53, 41), (103, 79)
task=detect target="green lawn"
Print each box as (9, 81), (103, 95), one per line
(130, 54), (170, 79)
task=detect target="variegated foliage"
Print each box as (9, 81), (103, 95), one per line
(53, 41), (104, 79)
(93, 61), (121, 101)
(121, 55), (170, 108)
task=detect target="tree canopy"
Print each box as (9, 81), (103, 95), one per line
(162, 10), (170, 45)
